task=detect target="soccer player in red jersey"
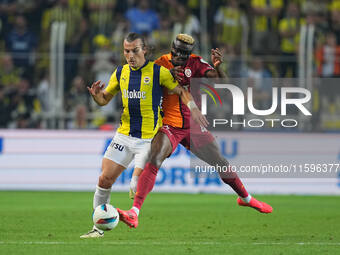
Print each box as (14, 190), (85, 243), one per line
(119, 34), (273, 228)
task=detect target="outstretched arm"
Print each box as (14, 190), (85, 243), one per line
(160, 65), (208, 127)
(87, 80), (114, 106)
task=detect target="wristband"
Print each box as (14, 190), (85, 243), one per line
(187, 100), (198, 111)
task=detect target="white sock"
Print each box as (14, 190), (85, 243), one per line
(130, 176), (139, 193)
(93, 185), (111, 209)
(241, 195), (252, 203)
(132, 206), (140, 216)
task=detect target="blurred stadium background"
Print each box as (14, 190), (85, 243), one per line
(0, 0), (339, 130)
(0, 1), (340, 253)
(0, 0), (339, 192)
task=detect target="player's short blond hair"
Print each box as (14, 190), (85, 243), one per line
(176, 34), (195, 45)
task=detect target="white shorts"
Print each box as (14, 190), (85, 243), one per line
(103, 132), (152, 169)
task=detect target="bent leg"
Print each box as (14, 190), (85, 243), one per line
(191, 140), (249, 198)
(99, 158), (126, 188)
(133, 131), (173, 210)
(191, 140), (273, 213)
(93, 158), (125, 209)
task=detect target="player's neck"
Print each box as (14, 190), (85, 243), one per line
(130, 60), (148, 71)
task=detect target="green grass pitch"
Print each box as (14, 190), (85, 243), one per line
(0, 191), (339, 255)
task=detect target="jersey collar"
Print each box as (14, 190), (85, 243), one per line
(130, 60), (149, 71)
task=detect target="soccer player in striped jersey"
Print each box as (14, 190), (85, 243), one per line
(119, 34), (272, 229)
(80, 33), (207, 238)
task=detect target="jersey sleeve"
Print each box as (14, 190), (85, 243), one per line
(105, 69), (120, 96)
(155, 55), (173, 69)
(196, 57), (214, 77)
(159, 66), (178, 90)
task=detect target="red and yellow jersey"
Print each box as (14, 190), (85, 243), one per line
(155, 53), (214, 128)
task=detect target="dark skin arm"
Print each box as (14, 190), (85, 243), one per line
(170, 48), (227, 81)
(170, 65), (185, 83)
(170, 85), (209, 128)
(205, 48), (227, 78)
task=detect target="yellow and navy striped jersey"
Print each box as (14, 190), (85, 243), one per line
(105, 60), (178, 139)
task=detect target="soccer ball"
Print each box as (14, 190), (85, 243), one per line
(93, 204), (119, 231)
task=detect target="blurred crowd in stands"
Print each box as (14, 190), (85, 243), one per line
(0, 0), (339, 130)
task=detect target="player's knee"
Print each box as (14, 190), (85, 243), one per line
(98, 174), (114, 189)
(149, 154), (165, 169)
(150, 157), (163, 168)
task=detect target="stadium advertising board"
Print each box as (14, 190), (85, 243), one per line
(0, 130), (339, 194)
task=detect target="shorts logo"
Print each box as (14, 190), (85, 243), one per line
(143, 77), (151, 84)
(110, 142), (124, 152)
(185, 68), (192, 77)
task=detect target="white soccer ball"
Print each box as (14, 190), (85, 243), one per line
(93, 204), (119, 231)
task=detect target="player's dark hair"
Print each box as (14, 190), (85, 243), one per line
(125, 32), (146, 48)
(124, 32), (153, 59)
